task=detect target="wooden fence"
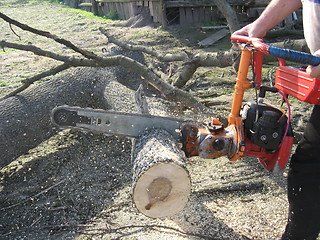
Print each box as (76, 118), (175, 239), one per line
(97, 0), (165, 23)
(66, 0), (271, 26)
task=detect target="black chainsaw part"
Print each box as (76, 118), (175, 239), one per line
(242, 102), (292, 151)
(258, 86), (278, 98)
(52, 108), (91, 127)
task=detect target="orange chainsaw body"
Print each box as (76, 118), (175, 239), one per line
(182, 47), (296, 171)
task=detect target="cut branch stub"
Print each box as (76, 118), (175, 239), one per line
(132, 129), (191, 218)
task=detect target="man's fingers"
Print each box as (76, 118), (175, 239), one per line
(306, 65), (320, 78)
(306, 49), (320, 78)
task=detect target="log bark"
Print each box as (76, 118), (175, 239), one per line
(132, 129), (191, 218)
(0, 66), (137, 167)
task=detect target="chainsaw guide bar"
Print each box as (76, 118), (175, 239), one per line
(51, 106), (192, 140)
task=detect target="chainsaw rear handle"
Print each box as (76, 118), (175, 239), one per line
(231, 35), (320, 66)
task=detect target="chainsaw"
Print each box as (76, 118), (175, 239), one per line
(51, 36), (320, 172)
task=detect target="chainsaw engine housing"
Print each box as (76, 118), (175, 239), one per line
(242, 102), (288, 151)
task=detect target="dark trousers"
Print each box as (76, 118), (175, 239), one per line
(282, 105), (320, 240)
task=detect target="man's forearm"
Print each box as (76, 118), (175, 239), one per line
(233, 0), (302, 37)
(254, 0), (302, 32)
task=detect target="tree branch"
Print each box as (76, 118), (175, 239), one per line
(99, 28), (241, 87)
(0, 41), (205, 111)
(0, 63), (71, 101)
(172, 62), (200, 88)
(0, 40), (85, 63)
(0, 12), (99, 59)
(100, 28), (189, 62)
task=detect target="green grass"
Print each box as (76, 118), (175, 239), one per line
(0, 82), (8, 87)
(17, 0), (118, 21)
(0, 49), (19, 54)
(105, 9), (118, 20)
(61, 4), (119, 21)
(25, 0), (63, 4)
(128, 31), (150, 40)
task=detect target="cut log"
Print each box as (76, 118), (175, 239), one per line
(132, 129), (191, 218)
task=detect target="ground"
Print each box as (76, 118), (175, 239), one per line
(0, 1), (316, 239)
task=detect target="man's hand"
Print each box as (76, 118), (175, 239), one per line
(232, 0), (301, 39)
(306, 50), (320, 78)
(232, 23), (267, 38)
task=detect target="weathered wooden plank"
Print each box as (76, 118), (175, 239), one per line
(117, 2), (123, 18)
(99, 2), (107, 15)
(203, 7), (211, 22)
(192, 7), (200, 23)
(167, 0), (214, 8)
(115, 2), (125, 19)
(149, 0), (154, 16)
(184, 7), (193, 24)
(198, 6), (206, 23)
(97, 0), (159, 2)
(198, 28), (229, 48)
(79, 2), (92, 7)
(121, 2), (128, 18)
(200, 25), (228, 30)
(179, 7), (186, 25)
(105, 2), (111, 13)
(128, 1), (137, 16)
(152, 1), (159, 22)
(109, 2), (117, 14)
(122, 2), (130, 18)
(159, 0), (166, 25)
(165, 0), (270, 8)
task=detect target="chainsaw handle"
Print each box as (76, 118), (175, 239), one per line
(268, 46), (320, 66)
(231, 35), (320, 66)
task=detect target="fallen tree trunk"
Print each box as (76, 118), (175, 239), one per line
(0, 65), (141, 167)
(132, 129), (191, 218)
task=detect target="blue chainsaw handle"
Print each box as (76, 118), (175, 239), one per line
(268, 45), (320, 66)
(231, 35), (320, 66)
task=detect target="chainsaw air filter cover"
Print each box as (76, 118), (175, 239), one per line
(241, 102), (288, 151)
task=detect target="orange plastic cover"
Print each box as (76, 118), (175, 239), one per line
(275, 66), (320, 104)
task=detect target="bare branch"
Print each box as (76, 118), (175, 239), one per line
(0, 40), (83, 63)
(149, 63), (170, 81)
(0, 41), (205, 111)
(0, 14), (247, 111)
(0, 12), (99, 59)
(173, 62), (200, 88)
(100, 27), (189, 62)
(195, 49), (239, 67)
(0, 63), (71, 100)
(9, 23), (21, 40)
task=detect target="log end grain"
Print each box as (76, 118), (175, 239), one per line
(133, 162), (191, 218)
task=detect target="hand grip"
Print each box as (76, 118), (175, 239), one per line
(268, 46), (320, 66)
(231, 35), (320, 66)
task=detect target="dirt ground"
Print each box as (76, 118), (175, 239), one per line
(0, 1), (316, 239)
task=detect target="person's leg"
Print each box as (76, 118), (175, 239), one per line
(282, 105), (320, 240)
